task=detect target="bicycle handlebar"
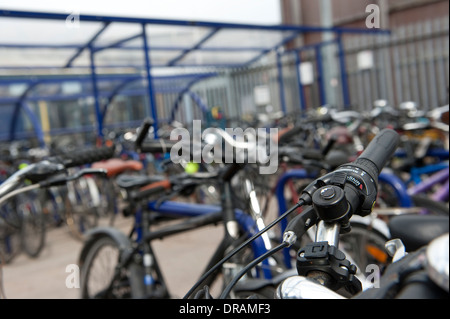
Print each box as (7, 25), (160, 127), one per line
(54, 144), (116, 169)
(354, 128), (400, 176)
(135, 117), (154, 151)
(278, 128), (401, 296)
(0, 144), (114, 202)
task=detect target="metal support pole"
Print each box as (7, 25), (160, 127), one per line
(315, 46), (327, 106)
(142, 23), (159, 138)
(294, 52), (307, 115)
(89, 46), (103, 140)
(277, 51), (287, 115)
(336, 34), (351, 107)
(320, 0), (337, 106)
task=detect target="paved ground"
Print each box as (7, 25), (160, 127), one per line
(1, 214), (224, 299)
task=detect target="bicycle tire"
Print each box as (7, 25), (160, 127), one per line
(80, 234), (166, 299)
(339, 220), (391, 288)
(410, 194), (449, 216)
(0, 202), (22, 264)
(19, 196), (46, 258)
(0, 221), (21, 264)
(80, 235), (130, 298)
(93, 175), (117, 226)
(64, 181), (99, 240)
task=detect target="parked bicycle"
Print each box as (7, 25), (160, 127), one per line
(0, 145), (114, 298)
(184, 128), (446, 299)
(78, 118), (289, 299)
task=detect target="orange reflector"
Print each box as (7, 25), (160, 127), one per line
(366, 244), (388, 264)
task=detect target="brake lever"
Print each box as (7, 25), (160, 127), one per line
(23, 161), (65, 184)
(39, 168), (107, 187)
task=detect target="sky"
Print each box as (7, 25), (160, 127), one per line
(0, 0), (282, 24)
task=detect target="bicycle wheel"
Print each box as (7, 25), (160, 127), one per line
(19, 194), (46, 258)
(0, 220), (21, 264)
(64, 180), (99, 240)
(80, 234), (157, 299)
(411, 194), (449, 215)
(80, 236), (129, 298)
(0, 203), (22, 264)
(339, 220), (391, 288)
(91, 175), (117, 226)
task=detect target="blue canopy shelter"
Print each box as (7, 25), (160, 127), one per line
(0, 9), (390, 145)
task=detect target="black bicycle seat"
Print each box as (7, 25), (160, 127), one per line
(388, 215), (449, 252)
(116, 174), (166, 190)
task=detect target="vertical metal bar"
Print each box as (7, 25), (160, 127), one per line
(383, 34), (395, 106)
(89, 46), (103, 140)
(336, 34), (350, 107)
(294, 51), (307, 114)
(372, 36), (382, 101)
(315, 46), (326, 106)
(225, 71), (234, 119)
(425, 20), (438, 109)
(234, 71), (242, 118)
(392, 31), (403, 106)
(399, 26), (411, 101)
(434, 18), (448, 105)
(349, 37), (364, 112)
(21, 102), (46, 147)
(407, 24), (420, 104)
(246, 71), (252, 115)
(377, 34), (392, 103)
(142, 23), (159, 138)
(416, 22), (429, 109)
(443, 17), (450, 90)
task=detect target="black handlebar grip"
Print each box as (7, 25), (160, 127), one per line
(140, 140), (177, 154)
(135, 118), (154, 150)
(354, 128), (400, 177)
(62, 145), (115, 168)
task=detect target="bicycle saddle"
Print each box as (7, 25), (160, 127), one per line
(116, 174), (166, 190)
(388, 215), (449, 252)
(91, 158), (143, 177)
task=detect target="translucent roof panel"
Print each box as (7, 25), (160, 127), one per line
(90, 48), (186, 67)
(0, 10), (307, 70)
(93, 23), (143, 47)
(0, 47), (80, 67)
(201, 29), (296, 49)
(145, 24), (214, 48)
(0, 17), (103, 45)
(177, 50), (261, 66)
(92, 48), (145, 67)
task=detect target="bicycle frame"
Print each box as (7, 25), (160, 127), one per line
(409, 162), (449, 185)
(407, 166), (449, 202)
(145, 200), (272, 278)
(80, 177), (281, 298)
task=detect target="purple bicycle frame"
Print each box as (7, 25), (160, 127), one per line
(407, 167), (449, 202)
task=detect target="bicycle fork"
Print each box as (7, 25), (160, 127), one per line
(133, 207), (169, 298)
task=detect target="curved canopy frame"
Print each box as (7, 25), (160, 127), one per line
(0, 9), (390, 144)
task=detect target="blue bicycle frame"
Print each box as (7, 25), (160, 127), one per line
(129, 199), (275, 279)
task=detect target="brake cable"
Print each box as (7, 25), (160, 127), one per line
(183, 198), (305, 299)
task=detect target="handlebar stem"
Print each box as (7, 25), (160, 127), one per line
(315, 220), (340, 247)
